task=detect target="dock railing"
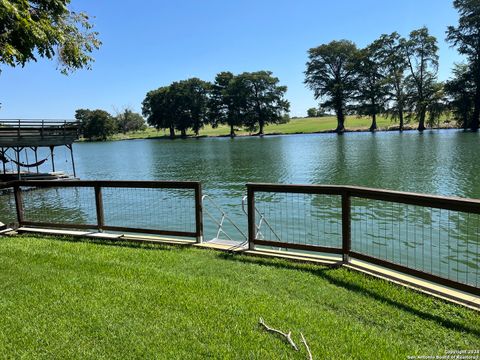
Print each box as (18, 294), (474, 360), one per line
(246, 183), (480, 295)
(7, 180), (203, 242)
(0, 119), (79, 138)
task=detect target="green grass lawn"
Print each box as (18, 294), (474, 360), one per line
(109, 115), (455, 141)
(0, 235), (478, 359)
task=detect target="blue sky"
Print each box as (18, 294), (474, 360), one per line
(0, 0), (462, 118)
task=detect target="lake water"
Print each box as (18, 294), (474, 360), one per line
(1, 130), (480, 287)
(74, 130), (480, 198)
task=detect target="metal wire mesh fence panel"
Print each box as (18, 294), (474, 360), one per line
(253, 191), (342, 250)
(102, 187), (196, 235)
(351, 197), (480, 288)
(0, 187), (17, 227)
(21, 186), (97, 226)
(12, 181), (201, 239)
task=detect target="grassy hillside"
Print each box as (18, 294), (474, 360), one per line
(109, 115), (455, 141)
(0, 235), (478, 359)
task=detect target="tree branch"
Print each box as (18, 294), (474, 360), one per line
(258, 317), (299, 351)
(301, 333), (313, 360)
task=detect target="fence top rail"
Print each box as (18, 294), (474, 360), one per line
(6, 180), (201, 190)
(246, 182), (480, 214)
(0, 119), (77, 124)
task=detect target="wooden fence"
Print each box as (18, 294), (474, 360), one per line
(1, 180), (479, 295)
(3, 180), (203, 241)
(246, 183), (480, 295)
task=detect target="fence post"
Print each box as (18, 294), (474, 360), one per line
(94, 184), (104, 232)
(342, 190), (351, 263)
(195, 183), (203, 243)
(14, 184), (24, 227)
(247, 185), (255, 250)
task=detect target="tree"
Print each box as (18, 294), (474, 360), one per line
(75, 109), (116, 141)
(176, 78), (211, 136)
(307, 108), (318, 117)
(143, 79), (211, 138)
(0, 0), (101, 74)
(354, 43), (390, 131)
(237, 71), (290, 135)
(305, 40), (359, 133)
(447, 0), (480, 131)
(142, 87), (177, 138)
(445, 63), (476, 129)
(375, 32), (408, 130)
(115, 108), (146, 134)
(404, 27), (440, 131)
(209, 72), (248, 137)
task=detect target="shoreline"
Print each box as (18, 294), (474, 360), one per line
(78, 123), (464, 143)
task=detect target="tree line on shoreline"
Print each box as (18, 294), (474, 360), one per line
(142, 71), (290, 138)
(74, 108), (146, 141)
(70, 0), (480, 140)
(305, 0), (480, 133)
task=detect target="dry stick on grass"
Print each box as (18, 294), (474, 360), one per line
(300, 333), (313, 360)
(258, 317), (299, 351)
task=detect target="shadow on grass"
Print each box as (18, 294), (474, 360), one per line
(21, 233), (191, 252)
(216, 252), (480, 337)
(13, 234), (479, 337)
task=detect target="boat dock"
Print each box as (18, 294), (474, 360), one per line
(0, 119), (79, 180)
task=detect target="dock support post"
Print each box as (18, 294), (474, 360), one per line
(195, 183), (203, 243)
(49, 145), (55, 173)
(247, 185), (255, 250)
(67, 144), (76, 178)
(342, 190), (351, 263)
(15, 147), (20, 180)
(33, 147), (39, 173)
(1, 147), (5, 174)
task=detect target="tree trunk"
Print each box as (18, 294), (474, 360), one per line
(369, 113), (377, 132)
(398, 107), (404, 131)
(230, 125), (236, 138)
(418, 108), (426, 131)
(335, 108), (345, 133)
(181, 129), (187, 138)
(258, 121), (264, 136)
(471, 84), (480, 131)
(169, 126), (175, 139)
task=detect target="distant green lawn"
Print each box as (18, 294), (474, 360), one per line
(0, 235), (478, 359)
(109, 115), (455, 141)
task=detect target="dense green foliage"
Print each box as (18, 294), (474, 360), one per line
(447, 0), (480, 131)
(115, 108), (146, 134)
(236, 71), (290, 134)
(142, 72), (289, 138)
(305, 31), (445, 133)
(75, 108), (145, 140)
(377, 32), (408, 130)
(0, 0), (100, 74)
(404, 27), (443, 130)
(305, 40), (359, 133)
(142, 78), (211, 138)
(354, 41), (391, 131)
(445, 64), (476, 129)
(306, 107), (319, 117)
(0, 235), (478, 359)
(209, 71), (248, 137)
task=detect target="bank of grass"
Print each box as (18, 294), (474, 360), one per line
(109, 115), (456, 141)
(0, 235), (478, 359)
